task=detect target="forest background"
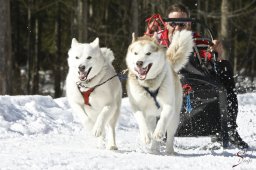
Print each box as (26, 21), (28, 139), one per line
(0, 0), (255, 98)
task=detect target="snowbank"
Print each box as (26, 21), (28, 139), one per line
(0, 94), (255, 170)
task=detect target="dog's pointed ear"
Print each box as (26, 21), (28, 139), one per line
(71, 38), (79, 47)
(132, 32), (137, 43)
(91, 37), (99, 48)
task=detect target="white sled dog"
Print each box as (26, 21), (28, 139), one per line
(126, 30), (193, 154)
(66, 38), (122, 150)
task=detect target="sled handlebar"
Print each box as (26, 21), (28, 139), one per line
(163, 18), (198, 23)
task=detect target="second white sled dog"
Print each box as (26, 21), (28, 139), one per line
(66, 38), (122, 150)
(126, 30), (193, 154)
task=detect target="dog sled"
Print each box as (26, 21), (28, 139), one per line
(145, 14), (229, 148)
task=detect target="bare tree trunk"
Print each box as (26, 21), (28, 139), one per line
(131, 0), (139, 36)
(32, 18), (39, 94)
(77, 0), (88, 42)
(82, 0), (88, 41)
(11, 1), (24, 94)
(234, 33), (237, 75)
(233, 1), (239, 75)
(196, 0), (201, 32)
(77, 0), (83, 41)
(54, 1), (62, 98)
(70, 0), (76, 39)
(0, 0), (12, 95)
(27, 0), (33, 94)
(220, 0), (230, 60)
(251, 50), (255, 83)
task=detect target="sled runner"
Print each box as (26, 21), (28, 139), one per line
(145, 15), (229, 148)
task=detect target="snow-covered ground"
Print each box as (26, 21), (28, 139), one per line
(0, 93), (255, 170)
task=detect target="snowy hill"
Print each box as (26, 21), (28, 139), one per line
(0, 94), (255, 170)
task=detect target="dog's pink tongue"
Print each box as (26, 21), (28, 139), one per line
(138, 68), (147, 75)
(79, 72), (87, 80)
(137, 68), (147, 80)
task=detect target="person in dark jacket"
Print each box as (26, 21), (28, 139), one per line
(165, 3), (248, 149)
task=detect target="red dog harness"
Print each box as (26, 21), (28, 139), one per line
(76, 74), (118, 106)
(80, 88), (95, 106)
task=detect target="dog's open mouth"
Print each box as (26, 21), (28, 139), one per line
(135, 63), (152, 80)
(78, 67), (92, 81)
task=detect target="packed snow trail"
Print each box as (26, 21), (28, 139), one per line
(0, 94), (255, 170)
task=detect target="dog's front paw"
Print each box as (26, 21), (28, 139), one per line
(153, 120), (166, 141)
(153, 128), (165, 141)
(141, 131), (151, 144)
(92, 123), (104, 137)
(153, 131), (165, 141)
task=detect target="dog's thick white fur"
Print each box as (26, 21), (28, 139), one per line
(66, 38), (122, 150)
(126, 30), (193, 154)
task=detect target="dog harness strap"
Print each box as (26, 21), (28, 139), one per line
(77, 74), (118, 106)
(143, 87), (160, 109)
(81, 88), (95, 106)
(94, 74), (118, 88)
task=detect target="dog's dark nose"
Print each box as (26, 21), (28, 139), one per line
(78, 65), (85, 72)
(136, 61), (143, 68)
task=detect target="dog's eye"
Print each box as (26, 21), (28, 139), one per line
(87, 56), (92, 60)
(75, 56), (79, 59)
(146, 52), (151, 56)
(134, 52), (138, 55)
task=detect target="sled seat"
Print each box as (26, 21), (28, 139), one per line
(175, 35), (229, 148)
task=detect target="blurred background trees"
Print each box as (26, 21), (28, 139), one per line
(0, 0), (12, 94)
(0, 0), (255, 97)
